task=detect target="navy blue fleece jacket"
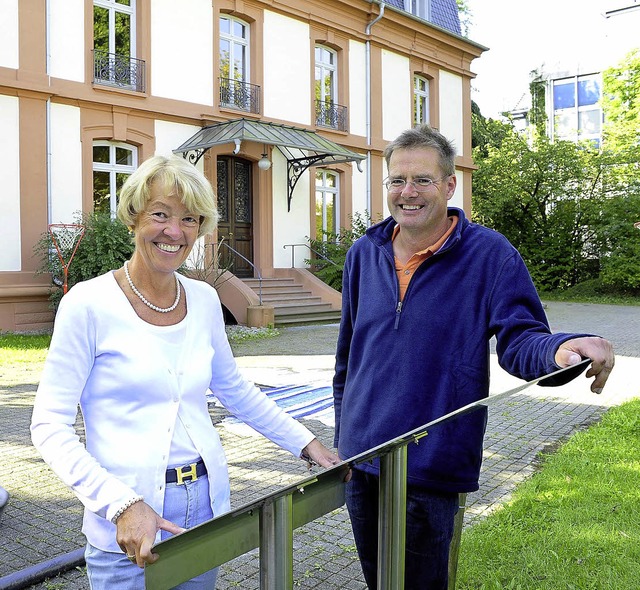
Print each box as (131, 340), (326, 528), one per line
(333, 208), (589, 493)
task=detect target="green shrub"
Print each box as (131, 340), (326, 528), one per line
(307, 211), (380, 291)
(35, 212), (134, 311)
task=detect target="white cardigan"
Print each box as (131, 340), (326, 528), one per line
(31, 271), (313, 552)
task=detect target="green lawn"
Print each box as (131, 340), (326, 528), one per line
(0, 332), (51, 364)
(457, 399), (640, 590)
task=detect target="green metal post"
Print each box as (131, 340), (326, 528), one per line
(259, 493), (294, 590)
(377, 445), (408, 590)
(447, 492), (467, 590)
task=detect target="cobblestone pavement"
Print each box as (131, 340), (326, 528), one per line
(1, 302), (638, 589)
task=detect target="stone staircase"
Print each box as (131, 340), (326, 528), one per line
(241, 277), (341, 326)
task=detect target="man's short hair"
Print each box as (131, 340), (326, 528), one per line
(383, 125), (456, 176)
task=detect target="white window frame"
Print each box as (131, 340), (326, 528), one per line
(220, 15), (250, 82)
(404, 0), (430, 20)
(414, 75), (430, 126)
(94, 0), (136, 58)
(315, 45), (337, 104)
(315, 169), (339, 240)
(92, 142), (138, 216)
(551, 73), (602, 146)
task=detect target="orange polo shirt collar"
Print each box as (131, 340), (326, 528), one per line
(393, 215), (458, 301)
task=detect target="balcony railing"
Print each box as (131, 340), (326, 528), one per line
(315, 100), (348, 132)
(219, 77), (261, 114)
(93, 50), (146, 92)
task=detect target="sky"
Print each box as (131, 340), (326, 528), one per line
(463, 0), (625, 119)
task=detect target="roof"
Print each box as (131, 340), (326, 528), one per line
(383, 0), (462, 35)
(174, 118), (364, 164)
(173, 118), (365, 211)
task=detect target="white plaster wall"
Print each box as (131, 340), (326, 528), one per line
(49, 103), (83, 224)
(438, 70), (464, 157)
(271, 150), (310, 268)
(48, 0), (84, 82)
(381, 50), (412, 142)
(349, 40), (367, 138)
(0, 0), (18, 69)
(450, 168), (464, 210)
(381, 158), (390, 219)
(154, 120), (201, 159)
(151, 0), (213, 105)
(0, 95), (21, 271)
(263, 11), (310, 125)
(351, 158), (369, 220)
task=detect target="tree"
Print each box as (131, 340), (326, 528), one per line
(596, 49), (640, 290)
(472, 120), (605, 291)
(456, 0), (472, 37)
(602, 49), (640, 149)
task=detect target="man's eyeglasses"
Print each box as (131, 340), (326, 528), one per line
(383, 177), (447, 193)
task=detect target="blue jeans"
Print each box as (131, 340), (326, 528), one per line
(345, 468), (459, 590)
(85, 475), (218, 590)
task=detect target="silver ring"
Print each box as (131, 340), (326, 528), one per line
(126, 554), (136, 562)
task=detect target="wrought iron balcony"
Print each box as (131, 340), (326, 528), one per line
(219, 78), (261, 114)
(93, 50), (146, 92)
(315, 100), (348, 132)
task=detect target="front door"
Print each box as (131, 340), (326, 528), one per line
(216, 156), (253, 278)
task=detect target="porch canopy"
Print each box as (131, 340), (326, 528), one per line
(173, 118), (365, 211)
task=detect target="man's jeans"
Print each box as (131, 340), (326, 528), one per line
(345, 468), (459, 590)
(85, 475), (218, 590)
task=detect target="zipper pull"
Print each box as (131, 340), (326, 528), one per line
(394, 301), (402, 329)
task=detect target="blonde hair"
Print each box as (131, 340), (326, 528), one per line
(117, 155), (219, 237)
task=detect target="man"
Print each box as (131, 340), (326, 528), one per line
(332, 125), (614, 589)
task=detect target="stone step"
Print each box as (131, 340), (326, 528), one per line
(240, 277), (340, 326)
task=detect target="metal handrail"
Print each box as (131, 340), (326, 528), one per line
(214, 242), (263, 305)
(144, 360), (590, 590)
(283, 243), (339, 269)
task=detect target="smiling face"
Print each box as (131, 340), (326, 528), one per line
(386, 147), (456, 237)
(132, 178), (200, 276)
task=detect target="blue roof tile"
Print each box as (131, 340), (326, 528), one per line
(431, 0), (462, 35)
(382, 0), (461, 36)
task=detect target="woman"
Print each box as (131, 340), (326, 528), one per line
(31, 155), (342, 589)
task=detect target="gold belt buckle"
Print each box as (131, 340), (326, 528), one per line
(175, 462), (198, 485)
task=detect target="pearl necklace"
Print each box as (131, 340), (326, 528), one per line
(124, 260), (181, 313)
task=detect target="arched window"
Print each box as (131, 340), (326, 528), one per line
(219, 16), (258, 112)
(315, 46), (346, 130)
(92, 142), (137, 216)
(220, 16), (249, 82)
(414, 75), (430, 126)
(315, 169), (339, 240)
(93, 0), (143, 91)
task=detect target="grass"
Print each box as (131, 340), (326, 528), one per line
(456, 398), (640, 590)
(0, 325), (278, 365)
(539, 279), (640, 306)
(0, 332), (52, 364)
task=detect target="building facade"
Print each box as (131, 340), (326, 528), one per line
(507, 1), (640, 146)
(0, 0), (484, 331)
